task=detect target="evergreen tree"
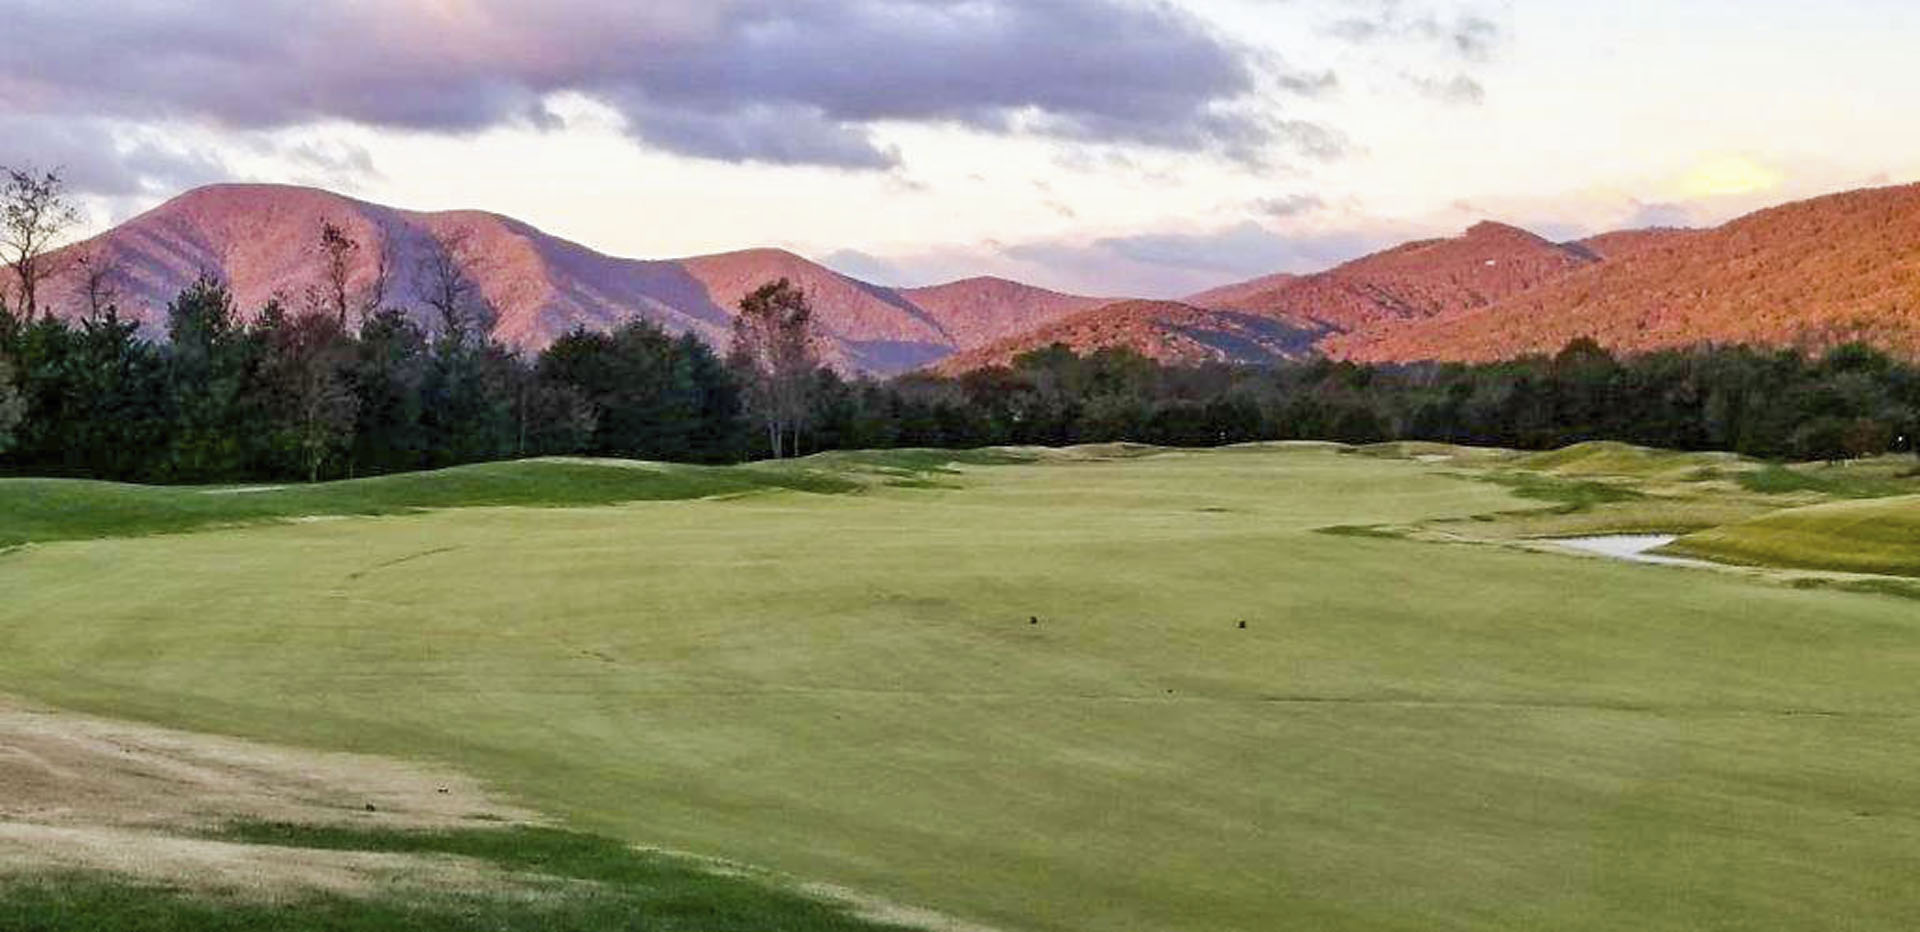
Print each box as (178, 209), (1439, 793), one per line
(163, 276), (265, 481)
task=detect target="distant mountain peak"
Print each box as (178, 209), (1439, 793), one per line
(1463, 219), (1542, 240)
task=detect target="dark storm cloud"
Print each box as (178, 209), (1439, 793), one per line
(0, 0), (1281, 171)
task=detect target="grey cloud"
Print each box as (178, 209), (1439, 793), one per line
(615, 99), (902, 170)
(1626, 201), (1697, 229)
(1450, 16), (1502, 62)
(820, 248), (908, 286)
(1, 0), (1279, 170)
(1328, 3), (1504, 62)
(1265, 63), (1340, 97)
(1274, 121), (1351, 160)
(1408, 73), (1486, 105)
(0, 117), (227, 197)
(1095, 222), (1318, 275)
(273, 139), (382, 190)
(1254, 194), (1326, 218)
(1003, 222), (1394, 295)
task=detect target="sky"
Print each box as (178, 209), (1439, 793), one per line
(3, 0), (1918, 298)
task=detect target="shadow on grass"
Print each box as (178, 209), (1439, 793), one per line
(0, 822), (917, 932)
(1468, 471), (1645, 513)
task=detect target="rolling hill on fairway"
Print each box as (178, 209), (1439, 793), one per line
(42, 184), (1109, 375)
(1668, 493), (1920, 575)
(5, 445), (1920, 931)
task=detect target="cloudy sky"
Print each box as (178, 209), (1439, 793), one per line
(4, 0), (1917, 296)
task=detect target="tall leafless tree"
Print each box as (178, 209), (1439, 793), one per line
(729, 278), (821, 459)
(311, 220), (359, 329)
(358, 234), (392, 325)
(304, 219), (394, 331)
(73, 246), (124, 322)
(2, 166), (81, 321)
(417, 228), (496, 346)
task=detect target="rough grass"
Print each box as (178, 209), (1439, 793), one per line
(1736, 461), (1920, 498)
(6, 446), (1920, 931)
(1515, 441), (1745, 479)
(0, 822), (914, 932)
(1666, 494), (1920, 576)
(1441, 498), (1776, 540)
(1469, 470), (1645, 511)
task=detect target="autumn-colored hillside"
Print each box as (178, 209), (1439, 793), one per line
(1332, 184), (1920, 362)
(1230, 221), (1599, 333)
(935, 220), (1601, 373)
(1182, 271), (1299, 311)
(44, 180), (1920, 378)
(40, 185), (1104, 376)
(931, 300), (1323, 374)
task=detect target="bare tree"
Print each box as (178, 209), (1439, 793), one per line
(303, 219), (395, 331)
(2, 166), (81, 320)
(417, 228), (496, 346)
(358, 233), (393, 324)
(73, 246), (124, 322)
(728, 278), (821, 459)
(311, 220), (359, 329)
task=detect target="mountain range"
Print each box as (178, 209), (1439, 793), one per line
(43, 184), (1108, 375)
(37, 181), (1920, 374)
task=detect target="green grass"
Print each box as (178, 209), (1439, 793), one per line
(0, 450), (1044, 548)
(1736, 462), (1919, 498)
(4, 446), (1920, 931)
(1667, 494), (1920, 576)
(0, 823), (913, 931)
(1515, 441), (1743, 479)
(1471, 470), (1646, 511)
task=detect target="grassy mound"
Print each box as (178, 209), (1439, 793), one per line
(0, 459), (873, 548)
(1515, 441), (1745, 479)
(0, 449), (1060, 548)
(1667, 494), (1920, 576)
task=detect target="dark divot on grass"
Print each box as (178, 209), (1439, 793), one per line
(1312, 524), (1410, 539)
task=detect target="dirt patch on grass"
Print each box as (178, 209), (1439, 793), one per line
(0, 695), (533, 897)
(0, 824), (518, 900)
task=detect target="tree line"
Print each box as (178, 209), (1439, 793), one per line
(4, 276), (1918, 484)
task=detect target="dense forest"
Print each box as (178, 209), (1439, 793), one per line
(2, 272), (1918, 484)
